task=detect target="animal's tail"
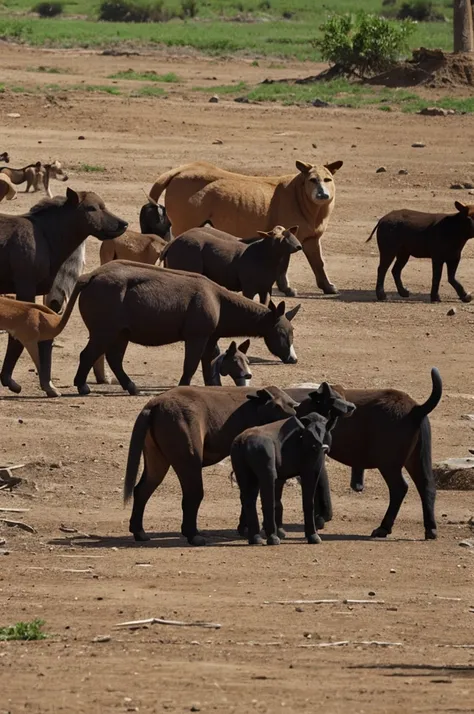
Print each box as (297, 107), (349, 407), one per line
(51, 271), (92, 337)
(149, 166), (182, 203)
(366, 220), (380, 243)
(124, 406), (152, 503)
(158, 240), (172, 265)
(411, 368), (442, 422)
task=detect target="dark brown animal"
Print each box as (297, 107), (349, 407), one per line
(124, 385), (299, 544)
(368, 202), (474, 302)
(279, 368), (442, 541)
(0, 152), (9, 163)
(139, 199), (171, 239)
(161, 225), (302, 304)
(0, 188), (128, 394)
(64, 260), (301, 395)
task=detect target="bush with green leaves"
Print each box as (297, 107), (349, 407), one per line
(32, 1), (63, 16)
(315, 12), (415, 77)
(98, 0), (171, 22)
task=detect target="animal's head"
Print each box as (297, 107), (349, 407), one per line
(47, 160), (68, 182)
(454, 201), (474, 238)
(257, 225), (302, 255)
(0, 152), (10, 164)
(298, 413), (330, 453)
(141, 197), (172, 240)
(65, 188), (128, 240)
(297, 382), (356, 421)
(263, 300), (301, 364)
(247, 386), (298, 423)
(213, 339), (252, 386)
(296, 160), (343, 207)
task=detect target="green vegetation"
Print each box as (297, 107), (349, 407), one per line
(108, 69), (179, 82)
(77, 162), (106, 171)
(27, 64), (68, 73)
(0, 619), (46, 641)
(32, 1), (63, 16)
(131, 83), (166, 95)
(193, 80), (248, 94)
(76, 83), (122, 93)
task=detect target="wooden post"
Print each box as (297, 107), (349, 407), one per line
(453, 0), (474, 53)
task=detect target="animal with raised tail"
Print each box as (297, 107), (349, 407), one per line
(149, 159), (343, 296)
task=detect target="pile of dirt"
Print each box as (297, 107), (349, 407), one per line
(367, 48), (474, 88)
(434, 458), (474, 491)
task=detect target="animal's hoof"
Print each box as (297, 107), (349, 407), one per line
(237, 524), (248, 538)
(284, 287), (297, 297)
(351, 482), (364, 492)
(425, 528), (437, 540)
(322, 283), (338, 295)
(430, 295), (441, 303)
(46, 389), (61, 398)
(249, 534), (264, 545)
(277, 527), (287, 539)
(314, 516), (325, 530)
(462, 293), (472, 303)
(188, 534), (206, 546)
(127, 382), (139, 396)
(266, 534), (281, 546)
(371, 527), (390, 538)
(376, 292), (387, 302)
(77, 383), (91, 396)
(1, 375), (22, 394)
(307, 533), (322, 544)
(95, 375), (111, 385)
(133, 529), (150, 542)
(399, 289), (410, 298)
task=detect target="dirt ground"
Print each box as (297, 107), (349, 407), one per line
(1, 44), (474, 714)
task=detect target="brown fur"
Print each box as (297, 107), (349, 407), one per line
(123, 385), (299, 543)
(161, 224), (301, 304)
(0, 152), (9, 163)
(65, 260), (301, 395)
(149, 159), (343, 295)
(99, 229), (166, 266)
(33, 160), (68, 198)
(0, 162), (41, 191)
(0, 175), (16, 202)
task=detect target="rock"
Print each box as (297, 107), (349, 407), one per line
(434, 458), (474, 490)
(78, 135), (85, 140)
(418, 107), (449, 117)
(450, 183), (464, 189)
(398, 169), (408, 175)
(463, 182), (474, 189)
(6, 113), (21, 118)
(447, 307), (456, 316)
(208, 95), (219, 103)
(459, 540), (474, 548)
(368, 591), (376, 596)
(390, 568), (396, 573)
(92, 635), (111, 643)
(411, 142), (426, 148)
(468, 516), (474, 528)
(212, 139), (223, 145)
(234, 96), (249, 103)
(376, 166), (387, 173)
(190, 705), (201, 712)
(461, 414), (474, 421)
(312, 98), (331, 108)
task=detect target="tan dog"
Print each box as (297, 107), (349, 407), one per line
(149, 159), (343, 295)
(0, 175), (17, 202)
(99, 229), (167, 265)
(0, 293), (77, 397)
(0, 162), (41, 191)
(34, 160), (68, 198)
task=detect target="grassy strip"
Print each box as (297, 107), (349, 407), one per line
(108, 69), (180, 82)
(0, 619), (46, 641)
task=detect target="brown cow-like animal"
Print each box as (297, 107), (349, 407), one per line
(100, 229), (167, 266)
(0, 188), (128, 394)
(149, 159), (343, 296)
(161, 224), (302, 304)
(124, 385), (299, 544)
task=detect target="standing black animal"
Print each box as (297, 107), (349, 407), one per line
(139, 200), (171, 240)
(368, 201), (474, 302)
(232, 383), (355, 546)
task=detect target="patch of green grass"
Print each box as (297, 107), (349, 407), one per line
(131, 84), (166, 96)
(0, 619), (46, 641)
(108, 69), (180, 82)
(73, 83), (121, 94)
(77, 163), (106, 172)
(193, 80), (248, 94)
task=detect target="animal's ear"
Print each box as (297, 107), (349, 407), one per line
(455, 200), (468, 214)
(320, 381), (331, 396)
(288, 225), (299, 236)
(238, 338), (251, 354)
(257, 230), (271, 238)
(35, 161), (42, 169)
(324, 160), (343, 175)
(285, 303), (301, 322)
(275, 301), (286, 318)
(66, 187), (80, 207)
(296, 160), (312, 174)
(307, 388), (321, 401)
(227, 341), (237, 356)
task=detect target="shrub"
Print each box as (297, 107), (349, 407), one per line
(315, 12), (415, 77)
(32, 1), (63, 16)
(0, 619), (46, 641)
(98, 0), (171, 22)
(181, 0), (197, 17)
(397, 1), (445, 22)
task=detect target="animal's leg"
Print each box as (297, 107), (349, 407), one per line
(276, 253), (297, 297)
(237, 493), (248, 538)
(300, 458), (323, 544)
(350, 467), (365, 492)
(176, 464), (206, 546)
(430, 259), (444, 303)
(93, 355), (112, 385)
(313, 462), (333, 529)
(1, 335), (25, 394)
(371, 466), (408, 538)
(375, 251), (396, 301)
(259, 467), (280, 546)
(129, 432), (170, 541)
(179, 337), (210, 386)
(37, 339), (61, 398)
(391, 251), (411, 298)
(105, 336), (137, 395)
(274, 478), (286, 539)
(232, 448), (263, 545)
(446, 258), (472, 303)
(405, 420), (437, 540)
(258, 291), (271, 306)
(74, 337), (112, 395)
(201, 340), (220, 386)
(302, 238), (337, 295)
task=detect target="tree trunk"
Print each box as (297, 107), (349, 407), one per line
(453, 0), (474, 53)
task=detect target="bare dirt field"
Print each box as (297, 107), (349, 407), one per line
(1, 44), (473, 714)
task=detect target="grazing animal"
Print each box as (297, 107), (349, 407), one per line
(232, 383), (355, 546)
(368, 202), (474, 302)
(44, 243), (86, 313)
(0, 152), (9, 163)
(280, 368), (442, 540)
(34, 160), (68, 198)
(0, 188), (128, 395)
(0, 175), (17, 203)
(139, 199), (171, 239)
(149, 159), (343, 296)
(0, 294), (78, 397)
(99, 229), (166, 266)
(63, 260), (301, 395)
(0, 162), (41, 191)
(161, 225), (302, 304)
(210, 339), (252, 386)
(124, 385), (299, 544)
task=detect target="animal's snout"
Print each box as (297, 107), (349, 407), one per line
(285, 344), (298, 364)
(118, 220), (129, 231)
(244, 372), (252, 380)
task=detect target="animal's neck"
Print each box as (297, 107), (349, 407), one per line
(216, 291), (270, 338)
(42, 210), (87, 273)
(247, 239), (282, 266)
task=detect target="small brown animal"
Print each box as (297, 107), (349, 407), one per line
(367, 201), (474, 302)
(99, 229), (167, 265)
(149, 159), (343, 296)
(0, 161), (41, 191)
(161, 225), (302, 304)
(124, 385), (299, 543)
(0, 152), (9, 164)
(64, 260), (301, 395)
(210, 339), (252, 386)
(0, 175), (17, 202)
(34, 160), (68, 198)
(0, 294), (78, 397)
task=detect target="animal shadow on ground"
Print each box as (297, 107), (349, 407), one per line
(348, 664), (474, 678)
(323, 289), (461, 304)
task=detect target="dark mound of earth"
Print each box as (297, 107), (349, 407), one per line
(367, 48), (474, 88)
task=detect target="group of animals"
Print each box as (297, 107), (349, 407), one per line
(0, 152), (68, 201)
(1, 154), (461, 546)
